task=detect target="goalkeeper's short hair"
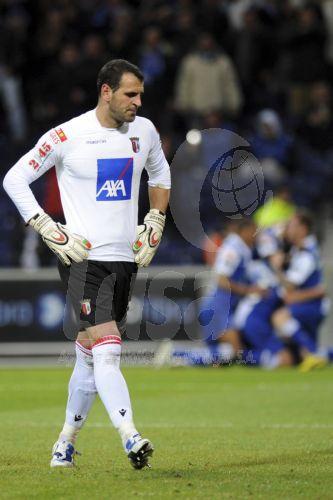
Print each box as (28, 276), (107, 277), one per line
(97, 59), (144, 95)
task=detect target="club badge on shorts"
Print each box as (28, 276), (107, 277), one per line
(80, 299), (91, 315)
(129, 137), (140, 153)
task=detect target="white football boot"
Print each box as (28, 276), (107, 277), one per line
(50, 440), (79, 468)
(125, 433), (154, 469)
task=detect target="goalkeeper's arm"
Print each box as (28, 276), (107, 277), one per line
(3, 128), (91, 266)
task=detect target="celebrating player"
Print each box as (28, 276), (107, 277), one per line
(270, 212), (328, 371)
(3, 59), (171, 469)
(198, 218), (265, 362)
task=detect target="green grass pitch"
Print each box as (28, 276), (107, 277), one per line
(1, 365), (333, 499)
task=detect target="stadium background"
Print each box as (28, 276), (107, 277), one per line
(1, 0), (333, 356)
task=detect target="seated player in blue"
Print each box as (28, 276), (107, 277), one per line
(236, 223), (291, 367)
(232, 228), (326, 368)
(270, 211), (329, 371)
(255, 223), (286, 265)
(198, 218), (266, 364)
(232, 260), (287, 368)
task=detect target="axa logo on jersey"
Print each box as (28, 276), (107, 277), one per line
(96, 158), (133, 201)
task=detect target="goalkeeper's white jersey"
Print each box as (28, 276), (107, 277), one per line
(3, 109), (171, 261)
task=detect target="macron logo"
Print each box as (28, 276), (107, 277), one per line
(96, 158), (133, 201)
(97, 179), (126, 198)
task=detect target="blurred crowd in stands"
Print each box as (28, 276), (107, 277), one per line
(1, 0), (333, 266)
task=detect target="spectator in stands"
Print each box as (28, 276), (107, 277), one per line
(34, 8), (68, 63)
(297, 81), (333, 153)
(107, 5), (136, 60)
(270, 211), (329, 371)
(33, 42), (86, 128)
(0, 66), (27, 143)
(322, 0), (333, 65)
(197, 0), (231, 51)
(0, 7), (28, 142)
(172, 9), (196, 60)
(108, 29), (135, 61)
(249, 109), (295, 188)
(280, 3), (328, 116)
(78, 34), (109, 109)
(234, 6), (277, 95)
(137, 27), (173, 123)
(293, 82), (333, 207)
(175, 33), (243, 128)
(226, 0), (255, 31)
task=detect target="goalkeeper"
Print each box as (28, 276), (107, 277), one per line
(3, 59), (170, 470)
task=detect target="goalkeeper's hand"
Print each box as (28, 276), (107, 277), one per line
(29, 212), (91, 266)
(133, 209), (166, 267)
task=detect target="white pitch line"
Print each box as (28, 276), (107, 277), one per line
(79, 422), (333, 429)
(3, 421), (333, 429)
(261, 423), (333, 429)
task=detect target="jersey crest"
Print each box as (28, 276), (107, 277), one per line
(129, 137), (140, 153)
(96, 158), (133, 201)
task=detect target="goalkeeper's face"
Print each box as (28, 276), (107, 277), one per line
(108, 73), (144, 124)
